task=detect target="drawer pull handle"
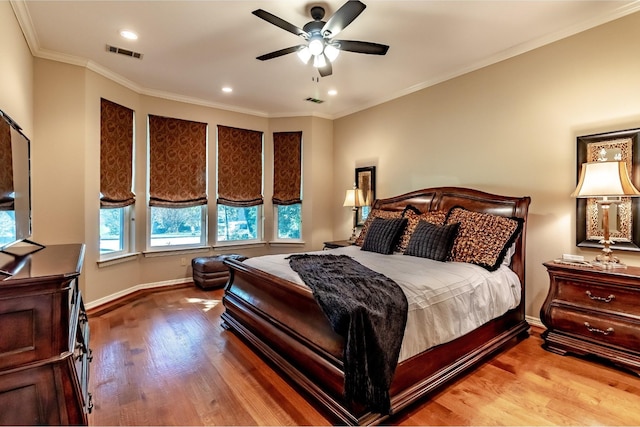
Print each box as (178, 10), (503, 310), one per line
(585, 290), (615, 303)
(584, 322), (614, 336)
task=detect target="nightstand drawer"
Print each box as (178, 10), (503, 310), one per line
(555, 278), (640, 316)
(549, 306), (640, 351)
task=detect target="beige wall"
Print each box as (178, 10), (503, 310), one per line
(0, 2), (33, 132)
(334, 12), (640, 319)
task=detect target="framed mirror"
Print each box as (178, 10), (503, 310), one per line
(355, 166), (376, 226)
(576, 128), (640, 252)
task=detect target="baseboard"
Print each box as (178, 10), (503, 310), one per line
(85, 278), (194, 316)
(526, 314), (544, 329)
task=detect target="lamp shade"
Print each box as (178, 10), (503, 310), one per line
(343, 189), (365, 207)
(571, 161), (640, 198)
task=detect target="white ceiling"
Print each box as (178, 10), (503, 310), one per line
(12, 0), (640, 119)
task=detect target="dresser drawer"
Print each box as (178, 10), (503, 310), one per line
(549, 305), (640, 351)
(554, 278), (640, 316)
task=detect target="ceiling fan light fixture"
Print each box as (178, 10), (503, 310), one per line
(313, 54), (327, 68)
(324, 44), (340, 62)
(308, 37), (324, 56)
(297, 46), (312, 64)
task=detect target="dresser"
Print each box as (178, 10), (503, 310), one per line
(541, 261), (640, 375)
(0, 244), (91, 425)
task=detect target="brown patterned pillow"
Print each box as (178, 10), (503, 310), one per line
(354, 208), (403, 246)
(396, 210), (448, 253)
(446, 207), (523, 271)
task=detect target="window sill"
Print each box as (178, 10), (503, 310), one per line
(143, 246), (211, 258)
(268, 240), (306, 247)
(212, 241), (268, 250)
(97, 252), (141, 268)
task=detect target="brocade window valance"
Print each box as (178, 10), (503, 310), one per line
(100, 99), (136, 208)
(217, 125), (263, 207)
(0, 118), (13, 210)
(272, 131), (302, 205)
(149, 115), (207, 208)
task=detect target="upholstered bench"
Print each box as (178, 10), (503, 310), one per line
(191, 254), (247, 290)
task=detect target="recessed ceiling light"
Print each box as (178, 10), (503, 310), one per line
(120, 30), (138, 40)
(328, 89), (338, 96)
(222, 87), (233, 93)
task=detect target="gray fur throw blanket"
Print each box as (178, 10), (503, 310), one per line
(286, 254), (408, 414)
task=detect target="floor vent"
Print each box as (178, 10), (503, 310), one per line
(106, 44), (143, 59)
(305, 97), (324, 104)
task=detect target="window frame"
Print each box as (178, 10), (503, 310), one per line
(215, 204), (264, 246)
(146, 204), (208, 251)
(272, 203), (303, 243)
(99, 205), (134, 258)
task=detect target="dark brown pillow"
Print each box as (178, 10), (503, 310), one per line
(404, 221), (459, 261)
(446, 207), (523, 271)
(354, 208), (403, 246)
(361, 217), (407, 255)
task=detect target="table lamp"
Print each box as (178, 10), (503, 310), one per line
(571, 161), (640, 267)
(343, 187), (365, 242)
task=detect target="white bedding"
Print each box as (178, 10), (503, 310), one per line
(243, 245), (521, 362)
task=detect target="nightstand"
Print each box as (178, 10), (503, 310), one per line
(323, 240), (353, 249)
(541, 261), (640, 375)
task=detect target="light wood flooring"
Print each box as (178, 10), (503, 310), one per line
(87, 285), (640, 426)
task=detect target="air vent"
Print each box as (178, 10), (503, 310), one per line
(106, 44), (143, 59)
(305, 97), (324, 104)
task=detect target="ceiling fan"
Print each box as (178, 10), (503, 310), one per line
(252, 0), (389, 77)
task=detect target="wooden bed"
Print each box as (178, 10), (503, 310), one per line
(221, 186), (531, 425)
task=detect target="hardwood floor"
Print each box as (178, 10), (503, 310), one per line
(87, 285), (640, 426)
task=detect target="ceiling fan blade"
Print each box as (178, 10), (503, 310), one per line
(321, 0), (366, 38)
(256, 45), (304, 61)
(252, 9), (308, 38)
(318, 61), (333, 77)
(335, 40), (389, 55)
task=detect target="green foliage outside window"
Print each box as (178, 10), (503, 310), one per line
(277, 204), (301, 239)
(217, 205), (258, 241)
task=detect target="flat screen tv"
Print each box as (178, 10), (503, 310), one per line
(0, 109), (41, 262)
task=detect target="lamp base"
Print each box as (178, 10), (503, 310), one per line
(348, 227), (358, 243)
(592, 248), (627, 269)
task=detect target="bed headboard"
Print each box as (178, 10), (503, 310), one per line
(372, 186), (531, 289)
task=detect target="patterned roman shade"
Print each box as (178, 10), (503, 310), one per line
(100, 99), (135, 208)
(217, 125), (263, 207)
(0, 117), (13, 210)
(272, 131), (302, 205)
(149, 115), (207, 208)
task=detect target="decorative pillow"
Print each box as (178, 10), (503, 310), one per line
(395, 210), (448, 253)
(361, 217), (407, 255)
(404, 221), (460, 261)
(446, 207), (523, 271)
(402, 204), (422, 216)
(354, 208), (403, 246)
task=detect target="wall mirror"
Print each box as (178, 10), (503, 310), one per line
(355, 166), (376, 226)
(576, 128), (640, 251)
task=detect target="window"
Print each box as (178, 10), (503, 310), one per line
(100, 206), (131, 255)
(275, 204), (301, 239)
(150, 205), (205, 246)
(217, 205), (259, 241)
(272, 131), (302, 241)
(216, 125), (263, 244)
(100, 99), (135, 257)
(148, 115), (207, 249)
